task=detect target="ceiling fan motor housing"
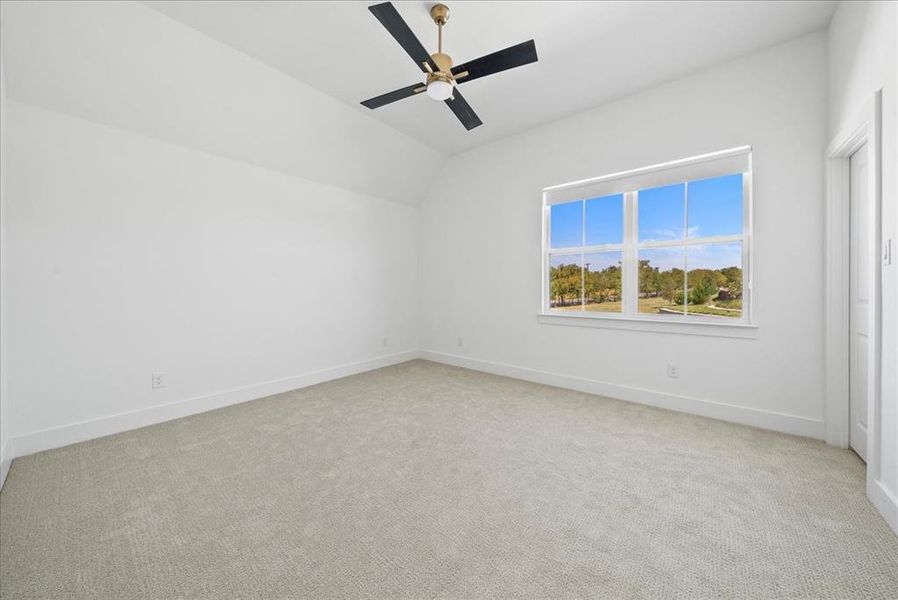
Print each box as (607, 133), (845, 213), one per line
(430, 52), (453, 74)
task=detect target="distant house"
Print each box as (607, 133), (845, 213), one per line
(717, 287), (737, 301)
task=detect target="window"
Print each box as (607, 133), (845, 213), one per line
(549, 194), (624, 312)
(542, 148), (751, 326)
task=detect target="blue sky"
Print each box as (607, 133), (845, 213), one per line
(551, 173), (742, 249)
(550, 251), (622, 272)
(687, 242), (742, 270)
(639, 246), (684, 271)
(641, 242), (742, 271)
(638, 183), (685, 242)
(686, 174), (743, 238)
(550, 193), (624, 248)
(587, 195), (623, 245)
(584, 251), (621, 271)
(637, 174), (742, 241)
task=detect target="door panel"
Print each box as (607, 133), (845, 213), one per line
(849, 143), (870, 461)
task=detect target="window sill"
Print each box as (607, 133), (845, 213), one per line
(537, 312), (759, 339)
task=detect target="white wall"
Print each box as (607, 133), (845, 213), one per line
(419, 33), (828, 438)
(5, 101), (418, 455)
(0, 0), (432, 459)
(0, 55), (10, 487)
(828, 0), (898, 532)
(0, 0), (441, 206)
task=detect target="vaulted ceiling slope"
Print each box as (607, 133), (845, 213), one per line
(148, 0), (838, 155)
(0, 1), (441, 206)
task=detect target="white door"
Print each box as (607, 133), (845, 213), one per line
(849, 143), (870, 461)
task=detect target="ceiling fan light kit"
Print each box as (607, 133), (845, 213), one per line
(426, 77), (453, 101)
(361, 2), (538, 131)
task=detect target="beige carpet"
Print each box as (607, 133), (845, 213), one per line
(1, 360), (896, 599)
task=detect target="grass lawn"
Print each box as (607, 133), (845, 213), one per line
(713, 298), (743, 309)
(638, 297), (678, 315)
(584, 301), (623, 312)
(555, 301), (623, 313)
(686, 304), (742, 318)
(554, 296), (742, 318)
(641, 296), (742, 318)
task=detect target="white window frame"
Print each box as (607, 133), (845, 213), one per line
(540, 147), (756, 336)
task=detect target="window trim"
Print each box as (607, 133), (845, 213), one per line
(540, 147), (754, 330)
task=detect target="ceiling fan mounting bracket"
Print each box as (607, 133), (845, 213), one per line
(430, 4), (450, 26)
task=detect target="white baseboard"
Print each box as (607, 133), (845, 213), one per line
(8, 349), (827, 460)
(6, 349), (887, 531)
(0, 439), (11, 490)
(869, 478), (898, 535)
(419, 350), (825, 439)
(10, 351), (419, 459)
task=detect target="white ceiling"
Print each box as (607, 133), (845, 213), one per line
(149, 1), (837, 155)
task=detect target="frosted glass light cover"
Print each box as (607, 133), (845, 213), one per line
(426, 80), (453, 101)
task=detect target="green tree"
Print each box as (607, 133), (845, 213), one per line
(550, 263), (582, 307)
(689, 277), (717, 305)
(582, 263), (621, 304)
(584, 270), (600, 303)
(659, 268), (684, 302)
(638, 260), (659, 297)
(720, 266), (743, 297)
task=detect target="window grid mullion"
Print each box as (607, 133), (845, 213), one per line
(548, 244), (625, 257)
(623, 191), (638, 315)
(581, 201), (586, 310)
(636, 234), (744, 249)
(684, 181), (689, 316)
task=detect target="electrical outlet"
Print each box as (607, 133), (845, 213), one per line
(151, 373), (166, 389)
(457, 337), (463, 347)
(667, 363), (679, 379)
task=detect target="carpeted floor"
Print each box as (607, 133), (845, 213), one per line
(1, 360), (896, 599)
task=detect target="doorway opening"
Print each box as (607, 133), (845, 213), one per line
(824, 91), (882, 484)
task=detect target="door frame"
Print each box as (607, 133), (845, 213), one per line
(824, 92), (882, 476)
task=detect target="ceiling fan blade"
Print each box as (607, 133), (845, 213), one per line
(451, 40), (538, 85)
(361, 83), (425, 109)
(368, 2), (438, 73)
(444, 88), (482, 130)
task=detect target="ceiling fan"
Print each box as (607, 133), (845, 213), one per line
(361, 2), (538, 130)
